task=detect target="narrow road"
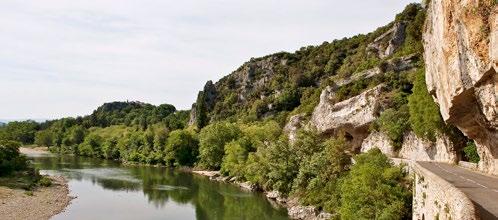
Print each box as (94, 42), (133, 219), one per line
(418, 162), (498, 220)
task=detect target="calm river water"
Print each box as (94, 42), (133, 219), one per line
(27, 152), (289, 220)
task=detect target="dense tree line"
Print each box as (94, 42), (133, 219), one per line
(0, 101), (191, 166)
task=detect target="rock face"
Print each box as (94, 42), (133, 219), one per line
(399, 132), (459, 164)
(333, 54), (418, 88)
(284, 114), (306, 144)
(287, 206), (318, 220)
(202, 81), (217, 109)
(188, 81), (218, 126)
(187, 103), (197, 126)
(231, 56), (279, 102)
(424, 0), (498, 175)
(360, 131), (458, 163)
(311, 85), (384, 150)
(360, 132), (397, 157)
(187, 55), (282, 124)
(367, 22), (406, 58)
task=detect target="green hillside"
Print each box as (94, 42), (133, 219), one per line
(191, 4), (426, 127)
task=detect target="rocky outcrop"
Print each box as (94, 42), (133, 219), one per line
(311, 85), (384, 150)
(360, 132), (397, 157)
(269, 196), (333, 220)
(284, 114), (307, 143)
(202, 81), (217, 110)
(187, 103), (197, 126)
(333, 67), (381, 88)
(399, 132), (459, 164)
(188, 81), (218, 126)
(424, 0), (498, 175)
(333, 54), (418, 89)
(367, 22), (406, 58)
(360, 131), (459, 163)
(231, 56), (279, 102)
(187, 55), (283, 124)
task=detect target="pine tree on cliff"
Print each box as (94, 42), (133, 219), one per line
(195, 91), (208, 129)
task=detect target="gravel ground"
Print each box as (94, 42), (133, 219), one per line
(0, 176), (73, 220)
(19, 147), (50, 155)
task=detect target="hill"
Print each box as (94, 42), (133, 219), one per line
(189, 4), (426, 128)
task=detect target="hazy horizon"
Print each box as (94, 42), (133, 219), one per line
(1, 0), (415, 120)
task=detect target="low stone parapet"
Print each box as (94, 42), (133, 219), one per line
(411, 162), (478, 220)
(459, 161), (479, 171)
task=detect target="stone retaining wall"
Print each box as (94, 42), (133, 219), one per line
(459, 161), (479, 172)
(410, 162), (478, 220)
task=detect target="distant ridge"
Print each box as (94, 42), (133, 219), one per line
(0, 118), (49, 123)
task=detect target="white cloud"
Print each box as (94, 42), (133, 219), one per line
(0, 0), (415, 119)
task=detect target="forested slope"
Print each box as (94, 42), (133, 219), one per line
(190, 4), (426, 127)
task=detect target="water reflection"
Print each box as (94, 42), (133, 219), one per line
(29, 154), (289, 220)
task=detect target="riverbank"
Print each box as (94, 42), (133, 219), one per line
(20, 146), (50, 155)
(192, 170), (332, 220)
(0, 175), (73, 220)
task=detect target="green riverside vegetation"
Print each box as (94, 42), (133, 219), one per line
(0, 140), (49, 190)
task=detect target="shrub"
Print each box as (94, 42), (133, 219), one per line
(102, 137), (120, 159)
(408, 69), (445, 141)
(259, 138), (299, 194)
(78, 134), (103, 157)
(251, 99), (269, 118)
(0, 140), (30, 176)
(274, 89), (301, 112)
(34, 130), (54, 147)
(373, 106), (410, 149)
(339, 149), (412, 220)
(294, 137), (351, 212)
(463, 141), (480, 163)
(198, 122), (241, 170)
(292, 87), (321, 115)
(165, 130), (199, 166)
(38, 176), (52, 187)
(220, 138), (252, 177)
(335, 79), (370, 101)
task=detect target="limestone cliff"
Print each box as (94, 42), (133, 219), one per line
(424, 0), (498, 175)
(311, 85), (384, 150)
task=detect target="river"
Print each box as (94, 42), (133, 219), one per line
(27, 152), (289, 220)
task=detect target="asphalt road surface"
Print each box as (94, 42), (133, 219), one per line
(418, 162), (498, 220)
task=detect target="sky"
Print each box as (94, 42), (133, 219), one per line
(0, 0), (415, 120)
